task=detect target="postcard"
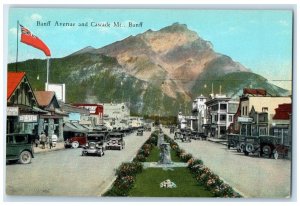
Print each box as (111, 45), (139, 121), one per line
(5, 6), (293, 199)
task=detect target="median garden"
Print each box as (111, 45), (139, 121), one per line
(103, 131), (242, 198)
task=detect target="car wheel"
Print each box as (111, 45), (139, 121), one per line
(245, 143), (254, 153)
(19, 151), (32, 164)
(72, 141), (79, 149)
(262, 145), (272, 157)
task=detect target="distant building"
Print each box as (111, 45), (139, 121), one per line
(72, 103), (104, 125)
(102, 103), (130, 129)
(191, 95), (207, 132)
(205, 94), (239, 138)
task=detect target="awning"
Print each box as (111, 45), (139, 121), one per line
(72, 122), (89, 132)
(64, 122), (86, 133)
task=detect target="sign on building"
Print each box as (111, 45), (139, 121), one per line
(46, 83), (66, 102)
(19, 115), (38, 122)
(7, 106), (19, 116)
(238, 117), (253, 123)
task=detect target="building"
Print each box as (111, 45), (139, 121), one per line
(205, 94), (239, 138)
(191, 95), (207, 132)
(229, 88), (291, 144)
(72, 103), (104, 126)
(34, 91), (66, 141)
(7, 72), (46, 135)
(102, 103), (130, 129)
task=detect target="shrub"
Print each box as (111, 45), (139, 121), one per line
(116, 162), (143, 177)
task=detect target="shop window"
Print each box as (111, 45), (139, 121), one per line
(220, 115), (226, 121)
(220, 104), (227, 110)
(229, 115), (233, 122)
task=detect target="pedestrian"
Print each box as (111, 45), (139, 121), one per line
(39, 131), (47, 149)
(51, 133), (58, 147)
(48, 135), (53, 149)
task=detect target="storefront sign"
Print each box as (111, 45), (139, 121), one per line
(19, 115), (38, 122)
(7, 106), (19, 116)
(238, 117), (253, 123)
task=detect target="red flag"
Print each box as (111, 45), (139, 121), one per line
(20, 24), (51, 56)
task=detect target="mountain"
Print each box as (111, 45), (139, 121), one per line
(8, 23), (290, 116)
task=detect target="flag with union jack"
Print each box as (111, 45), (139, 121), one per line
(20, 24), (51, 56)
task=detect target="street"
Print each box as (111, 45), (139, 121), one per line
(6, 130), (151, 196)
(6, 128), (292, 198)
(163, 128), (291, 198)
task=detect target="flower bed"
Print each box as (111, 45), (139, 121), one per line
(103, 132), (158, 196)
(104, 131), (242, 198)
(164, 134), (242, 198)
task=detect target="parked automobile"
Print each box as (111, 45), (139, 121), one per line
(6, 133), (34, 164)
(243, 135), (284, 159)
(65, 134), (87, 148)
(174, 131), (182, 140)
(170, 126), (175, 134)
(82, 134), (105, 156)
(181, 132), (192, 142)
(191, 131), (208, 140)
(106, 132), (125, 150)
(137, 129), (144, 136)
(227, 134), (245, 152)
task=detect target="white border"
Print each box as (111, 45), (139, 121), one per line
(1, 1), (299, 205)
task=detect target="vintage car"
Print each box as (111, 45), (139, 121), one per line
(82, 134), (105, 156)
(6, 133), (34, 164)
(191, 131), (208, 140)
(64, 134), (87, 149)
(106, 132), (125, 150)
(243, 135), (284, 159)
(137, 129), (144, 136)
(181, 132), (192, 142)
(227, 134), (245, 152)
(169, 126), (175, 134)
(174, 131), (182, 140)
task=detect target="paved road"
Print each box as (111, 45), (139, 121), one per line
(163, 128), (291, 198)
(6, 130), (150, 197)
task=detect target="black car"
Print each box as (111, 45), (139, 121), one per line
(106, 132), (125, 150)
(82, 134), (105, 157)
(137, 129), (143, 136)
(6, 133), (34, 164)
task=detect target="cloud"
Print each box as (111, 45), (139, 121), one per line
(9, 27), (17, 35)
(31, 13), (42, 21)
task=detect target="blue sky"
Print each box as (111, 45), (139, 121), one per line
(7, 8), (293, 90)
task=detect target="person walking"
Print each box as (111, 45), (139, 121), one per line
(48, 135), (53, 149)
(39, 131), (47, 149)
(51, 133), (58, 147)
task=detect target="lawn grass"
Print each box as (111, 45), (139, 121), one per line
(128, 167), (214, 197)
(145, 147), (181, 162)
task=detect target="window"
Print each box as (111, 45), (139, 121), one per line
(220, 104), (227, 110)
(242, 107), (244, 115)
(15, 135), (27, 143)
(220, 114), (226, 121)
(229, 115), (233, 122)
(245, 106), (248, 115)
(214, 115), (218, 121)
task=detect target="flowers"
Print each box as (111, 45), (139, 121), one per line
(160, 179), (177, 189)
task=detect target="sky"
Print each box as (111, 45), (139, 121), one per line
(7, 8), (293, 90)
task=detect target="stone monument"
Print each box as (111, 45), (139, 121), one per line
(158, 143), (172, 164)
(157, 132), (164, 147)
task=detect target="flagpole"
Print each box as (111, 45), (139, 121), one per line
(15, 21), (19, 72)
(46, 57), (50, 91)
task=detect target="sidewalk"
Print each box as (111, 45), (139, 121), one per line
(33, 142), (65, 154)
(207, 137), (228, 145)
